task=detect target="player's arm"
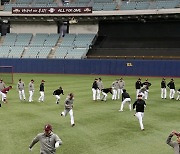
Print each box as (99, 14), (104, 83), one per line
(166, 131), (176, 147)
(55, 135), (63, 148)
(29, 135), (40, 150)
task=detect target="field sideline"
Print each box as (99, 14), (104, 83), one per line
(0, 73), (179, 154)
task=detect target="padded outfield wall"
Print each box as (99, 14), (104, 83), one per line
(0, 59), (179, 77)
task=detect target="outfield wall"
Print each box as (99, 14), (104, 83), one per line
(0, 58), (179, 77)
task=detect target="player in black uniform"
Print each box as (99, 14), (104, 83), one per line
(161, 78), (166, 99)
(101, 88), (112, 102)
(133, 94), (146, 131)
(53, 87), (64, 104)
(167, 78), (176, 99)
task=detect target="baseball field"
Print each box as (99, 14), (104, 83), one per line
(0, 73), (179, 154)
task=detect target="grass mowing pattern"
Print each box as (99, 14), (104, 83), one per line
(0, 73), (179, 154)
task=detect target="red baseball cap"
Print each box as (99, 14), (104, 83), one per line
(44, 124), (52, 132)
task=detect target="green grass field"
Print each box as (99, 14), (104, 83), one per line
(0, 73), (179, 154)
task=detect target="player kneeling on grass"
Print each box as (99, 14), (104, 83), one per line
(61, 93), (75, 127)
(29, 124), (62, 154)
(101, 88), (112, 102)
(166, 130), (180, 154)
(1, 86), (12, 104)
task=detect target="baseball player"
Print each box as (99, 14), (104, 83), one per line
(176, 89), (180, 100)
(119, 89), (131, 112)
(60, 93), (75, 127)
(97, 78), (104, 100)
(17, 78), (26, 101)
(166, 130), (180, 154)
(135, 78), (142, 99)
(92, 78), (98, 101)
(53, 87), (64, 104)
(111, 79), (119, 100)
(38, 80), (45, 102)
(161, 78), (167, 99)
(28, 79), (34, 102)
(1, 86), (12, 104)
(142, 79), (151, 100)
(0, 79), (6, 101)
(167, 78), (176, 99)
(29, 124), (62, 154)
(138, 85), (147, 100)
(117, 78), (125, 100)
(133, 94), (146, 131)
(101, 88), (113, 102)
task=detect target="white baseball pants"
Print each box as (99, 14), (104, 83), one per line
(169, 89), (175, 99)
(161, 88), (167, 99)
(19, 90), (26, 100)
(38, 91), (44, 102)
(117, 89), (123, 99)
(55, 95), (60, 104)
(29, 90), (34, 102)
(120, 98), (131, 111)
(135, 112), (144, 130)
(92, 88), (97, 101)
(61, 109), (75, 125)
(112, 89), (117, 100)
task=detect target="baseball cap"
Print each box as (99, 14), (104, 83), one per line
(44, 124), (52, 132)
(31, 79), (34, 82)
(41, 80), (45, 82)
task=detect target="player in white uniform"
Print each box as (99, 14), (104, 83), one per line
(28, 79), (34, 102)
(17, 79), (26, 101)
(60, 93), (75, 127)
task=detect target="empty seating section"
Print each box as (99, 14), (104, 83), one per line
(0, 46), (24, 58)
(44, 34), (60, 47)
(2, 33), (17, 46)
(54, 47), (69, 58)
(30, 33), (49, 46)
(16, 0), (32, 4)
(54, 33), (96, 59)
(23, 47), (41, 58)
(23, 46), (51, 58)
(120, 0), (179, 10)
(15, 33), (32, 46)
(8, 46), (24, 58)
(0, 32), (96, 59)
(0, 46), (10, 58)
(3, 0), (57, 11)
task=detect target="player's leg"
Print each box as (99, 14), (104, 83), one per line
(135, 112), (144, 130)
(119, 99), (126, 111)
(128, 98), (132, 111)
(161, 88), (163, 99)
(22, 90), (26, 100)
(55, 95), (60, 104)
(69, 109), (75, 126)
(42, 92), (44, 102)
(92, 88), (96, 101)
(29, 91), (32, 102)
(172, 89), (175, 99)
(19, 91), (22, 100)
(97, 89), (100, 100)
